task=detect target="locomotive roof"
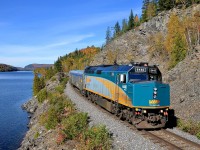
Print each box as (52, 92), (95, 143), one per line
(70, 63), (158, 75)
(85, 65), (133, 72)
(69, 70), (84, 75)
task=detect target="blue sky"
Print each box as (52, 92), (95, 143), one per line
(0, 0), (143, 67)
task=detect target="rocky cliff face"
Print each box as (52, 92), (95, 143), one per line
(90, 4), (200, 122)
(165, 46), (200, 122)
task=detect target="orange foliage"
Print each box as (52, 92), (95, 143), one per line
(61, 46), (100, 72)
(80, 47), (99, 55)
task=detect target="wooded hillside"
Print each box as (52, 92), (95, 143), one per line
(0, 64), (18, 72)
(55, 46), (100, 73)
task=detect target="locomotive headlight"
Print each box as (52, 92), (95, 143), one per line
(160, 110), (163, 113)
(143, 110), (147, 113)
(153, 89), (157, 98)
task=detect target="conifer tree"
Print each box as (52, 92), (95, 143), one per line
(114, 21), (121, 37)
(158, 0), (175, 11)
(146, 1), (157, 20)
(33, 72), (45, 95)
(141, 0), (150, 22)
(105, 26), (112, 44)
(128, 9), (134, 30)
(33, 73), (39, 95)
(54, 57), (63, 72)
(122, 19), (128, 33)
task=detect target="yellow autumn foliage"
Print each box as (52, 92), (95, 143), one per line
(61, 46), (100, 72)
(165, 13), (188, 69)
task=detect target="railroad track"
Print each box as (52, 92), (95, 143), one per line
(141, 129), (200, 150)
(72, 85), (200, 150)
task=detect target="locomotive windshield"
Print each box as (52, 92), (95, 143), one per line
(128, 66), (162, 83)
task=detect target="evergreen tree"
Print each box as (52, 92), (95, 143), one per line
(105, 26), (112, 44)
(146, 1), (157, 20)
(54, 57), (63, 72)
(153, 0), (159, 14)
(128, 9), (134, 30)
(122, 19), (128, 33)
(141, 0), (150, 22)
(33, 72), (45, 95)
(158, 0), (175, 11)
(46, 67), (55, 80)
(115, 21), (121, 34)
(114, 21), (121, 37)
(194, 0), (200, 4)
(33, 72), (40, 95)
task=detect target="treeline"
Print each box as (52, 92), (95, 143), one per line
(105, 10), (140, 44)
(105, 0), (200, 44)
(142, 0), (200, 21)
(54, 46), (100, 73)
(33, 46), (100, 95)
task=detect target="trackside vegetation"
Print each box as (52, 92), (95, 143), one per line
(33, 53), (112, 149)
(177, 119), (200, 139)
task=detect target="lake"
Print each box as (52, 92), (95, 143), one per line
(0, 71), (33, 150)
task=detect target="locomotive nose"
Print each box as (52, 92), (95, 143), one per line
(132, 81), (170, 107)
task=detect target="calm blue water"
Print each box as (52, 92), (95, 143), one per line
(0, 71), (33, 150)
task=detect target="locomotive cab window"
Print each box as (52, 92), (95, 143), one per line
(149, 67), (162, 82)
(119, 74), (126, 83)
(128, 67), (148, 82)
(128, 66), (162, 82)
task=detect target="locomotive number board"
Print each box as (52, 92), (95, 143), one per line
(134, 67), (147, 73)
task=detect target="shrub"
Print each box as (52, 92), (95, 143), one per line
(37, 88), (47, 103)
(34, 132), (40, 139)
(55, 85), (65, 94)
(62, 113), (88, 140)
(54, 97), (75, 121)
(45, 107), (59, 130)
(51, 76), (56, 81)
(33, 73), (45, 95)
(196, 132), (200, 140)
(61, 77), (68, 88)
(177, 119), (200, 139)
(55, 77), (68, 94)
(79, 125), (111, 150)
(47, 92), (75, 114)
(47, 92), (61, 105)
(40, 94), (76, 130)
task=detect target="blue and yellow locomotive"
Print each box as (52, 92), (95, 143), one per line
(69, 62), (170, 129)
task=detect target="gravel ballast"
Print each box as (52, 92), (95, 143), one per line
(65, 83), (164, 150)
(167, 128), (200, 145)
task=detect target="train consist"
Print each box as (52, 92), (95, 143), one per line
(69, 63), (170, 129)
